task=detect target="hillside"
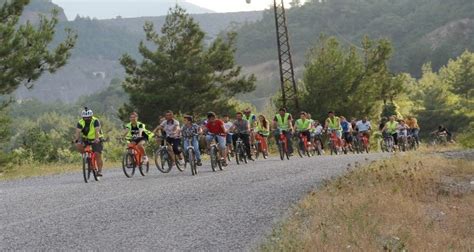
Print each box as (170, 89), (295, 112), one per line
(13, 0), (474, 110)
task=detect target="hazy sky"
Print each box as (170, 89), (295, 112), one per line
(52, 0), (300, 19)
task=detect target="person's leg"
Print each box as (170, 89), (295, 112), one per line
(76, 143), (85, 153)
(192, 136), (201, 161)
(392, 133), (398, 146)
(183, 138), (190, 159)
(260, 134), (268, 152)
(92, 142), (104, 173)
(232, 134), (238, 151)
(217, 136), (227, 163)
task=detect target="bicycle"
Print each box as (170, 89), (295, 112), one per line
(122, 140), (149, 178)
(398, 132), (408, 152)
(183, 136), (198, 176)
(254, 133), (268, 160)
(208, 134), (224, 172)
(154, 136), (184, 174)
(81, 143), (100, 183)
(381, 131), (395, 153)
(327, 129), (341, 155)
(312, 134), (323, 156)
(234, 134), (248, 165)
(407, 131), (417, 151)
(276, 129), (290, 161)
(357, 132), (370, 154)
(430, 132), (448, 146)
(297, 132), (312, 158)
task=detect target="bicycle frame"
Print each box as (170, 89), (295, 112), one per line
(299, 133), (309, 152)
(83, 145), (98, 171)
(279, 131), (288, 153)
(127, 142), (143, 166)
(255, 133), (268, 153)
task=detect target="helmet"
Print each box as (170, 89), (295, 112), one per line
(81, 107), (93, 118)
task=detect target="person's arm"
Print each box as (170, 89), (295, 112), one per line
(220, 121), (226, 134)
(94, 120), (101, 143)
(246, 121), (251, 132)
(272, 116), (278, 129)
(138, 124), (144, 137)
(122, 127), (129, 138)
(74, 128), (81, 142)
(288, 115), (294, 132)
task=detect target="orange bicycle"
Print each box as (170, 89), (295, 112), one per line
(122, 141), (149, 178)
(82, 144), (99, 183)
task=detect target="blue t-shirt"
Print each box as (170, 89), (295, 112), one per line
(341, 121), (351, 133)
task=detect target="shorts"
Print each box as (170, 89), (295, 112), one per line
(343, 132), (353, 143)
(206, 135), (226, 150)
(226, 134), (233, 145)
(130, 135), (149, 144)
(81, 140), (104, 154)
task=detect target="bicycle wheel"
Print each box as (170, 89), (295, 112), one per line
(210, 146), (217, 172)
(139, 160), (149, 176)
(242, 147), (248, 164)
(122, 152), (135, 178)
(297, 140), (304, 158)
(187, 149), (197, 176)
(175, 155), (185, 172)
(82, 155), (90, 183)
(315, 140), (322, 156)
(278, 141), (284, 161)
(255, 142), (260, 160)
(155, 149), (172, 173)
(235, 144), (241, 165)
(90, 158), (99, 181)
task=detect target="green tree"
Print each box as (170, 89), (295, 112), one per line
(120, 6), (256, 124)
(441, 50), (473, 100)
(300, 35), (398, 121)
(0, 0), (76, 97)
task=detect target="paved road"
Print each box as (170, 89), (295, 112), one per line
(1, 153), (388, 251)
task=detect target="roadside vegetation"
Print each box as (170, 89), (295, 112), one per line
(261, 150), (474, 251)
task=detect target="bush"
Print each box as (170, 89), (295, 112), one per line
(457, 122), (474, 148)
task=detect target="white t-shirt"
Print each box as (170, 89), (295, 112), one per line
(314, 125), (324, 135)
(356, 120), (371, 132)
(160, 119), (180, 138)
(224, 121), (233, 135)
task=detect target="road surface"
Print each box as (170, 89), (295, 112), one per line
(1, 153), (388, 251)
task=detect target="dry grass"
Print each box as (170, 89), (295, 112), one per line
(0, 161), (121, 181)
(261, 153), (474, 251)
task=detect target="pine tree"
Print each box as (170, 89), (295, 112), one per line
(0, 0), (76, 97)
(120, 6), (256, 124)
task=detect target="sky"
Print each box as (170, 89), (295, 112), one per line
(52, 0), (299, 20)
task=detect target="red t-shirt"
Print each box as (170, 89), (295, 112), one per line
(206, 120), (226, 136)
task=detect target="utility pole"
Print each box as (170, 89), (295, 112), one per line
(245, 0), (299, 111)
(273, 0), (299, 112)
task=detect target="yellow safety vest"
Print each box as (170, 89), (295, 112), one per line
(78, 117), (103, 140)
(276, 113), (290, 130)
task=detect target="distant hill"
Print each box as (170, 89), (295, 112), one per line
(53, 0), (214, 20)
(14, 0), (263, 102)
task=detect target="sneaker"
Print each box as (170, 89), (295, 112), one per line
(142, 155), (149, 163)
(221, 158), (227, 167)
(248, 157), (255, 162)
(197, 159), (202, 166)
(97, 171), (103, 177)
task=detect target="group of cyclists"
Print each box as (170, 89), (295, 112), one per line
(73, 107), (423, 178)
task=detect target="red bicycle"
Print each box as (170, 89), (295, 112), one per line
(358, 132), (370, 153)
(327, 129), (342, 155)
(122, 142), (149, 178)
(254, 133), (269, 159)
(297, 132), (312, 157)
(82, 144), (99, 183)
(277, 129), (290, 160)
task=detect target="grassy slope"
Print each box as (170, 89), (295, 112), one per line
(261, 149), (474, 251)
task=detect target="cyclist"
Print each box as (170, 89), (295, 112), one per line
(156, 110), (183, 164)
(340, 116), (353, 149)
(312, 120), (325, 152)
(382, 116), (399, 147)
(324, 111), (343, 148)
(231, 112), (253, 161)
(397, 120), (409, 147)
(273, 108), (294, 155)
(74, 107), (104, 177)
(204, 112), (228, 166)
(243, 108), (257, 145)
(256, 114), (270, 155)
(295, 111), (312, 150)
(406, 115), (420, 146)
(223, 114), (234, 157)
(122, 112), (154, 163)
(181, 115), (203, 166)
(356, 116), (372, 143)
